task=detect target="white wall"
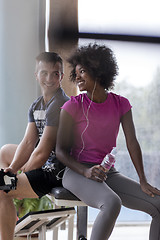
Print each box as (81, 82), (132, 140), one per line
(0, 0), (45, 145)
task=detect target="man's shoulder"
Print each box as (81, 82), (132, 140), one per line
(54, 88), (70, 106)
(29, 96), (43, 110)
(46, 89), (69, 114)
(56, 88), (70, 101)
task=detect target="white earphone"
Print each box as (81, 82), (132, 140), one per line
(77, 82), (97, 161)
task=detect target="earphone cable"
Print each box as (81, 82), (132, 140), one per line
(77, 82), (97, 161)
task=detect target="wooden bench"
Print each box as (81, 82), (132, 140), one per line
(15, 187), (88, 240)
(48, 187), (88, 240)
(15, 207), (76, 240)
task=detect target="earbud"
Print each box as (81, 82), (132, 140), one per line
(81, 94), (84, 103)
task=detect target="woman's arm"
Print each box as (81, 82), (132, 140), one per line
(121, 109), (160, 197)
(56, 109), (107, 182)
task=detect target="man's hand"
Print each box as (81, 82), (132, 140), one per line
(83, 165), (107, 182)
(0, 168), (17, 192)
(4, 166), (17, 174)
(140, 179), (160, 197)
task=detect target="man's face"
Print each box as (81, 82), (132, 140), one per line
(35, 61), (63, 93)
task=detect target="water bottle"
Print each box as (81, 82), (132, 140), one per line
(101, 147), (116, 171)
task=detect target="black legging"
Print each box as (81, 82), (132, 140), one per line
(63, 167), (160, 240)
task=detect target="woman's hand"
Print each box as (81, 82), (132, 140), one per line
(83, 165), (107, 182)
(140, 179), (160, 197)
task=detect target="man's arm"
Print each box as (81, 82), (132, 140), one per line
(21, 125), (58, 172)
(6, 122), (39, 173)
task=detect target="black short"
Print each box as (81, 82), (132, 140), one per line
(25, 168), (63, 198)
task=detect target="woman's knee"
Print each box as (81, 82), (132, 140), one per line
(112, 195), (122, 215)
(148, 196), (160, 219)
(102, 193), (122, 216)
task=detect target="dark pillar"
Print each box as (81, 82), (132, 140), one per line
(47, 0), (78, 97)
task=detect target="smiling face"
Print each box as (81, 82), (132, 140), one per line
(35, 61), (63, 95)
(75, 64), (96, 92)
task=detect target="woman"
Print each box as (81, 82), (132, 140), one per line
(56, 44), (160, 240)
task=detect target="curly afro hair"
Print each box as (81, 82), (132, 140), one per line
(67, 43), (119, 90)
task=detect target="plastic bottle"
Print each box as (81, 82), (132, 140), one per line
(101, 147), (116, 171)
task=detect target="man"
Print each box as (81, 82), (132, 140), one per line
(0, 52), (69, 240)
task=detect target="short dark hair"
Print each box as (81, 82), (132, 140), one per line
(67, 43), (119, 90)
(35, 52), (63, 73)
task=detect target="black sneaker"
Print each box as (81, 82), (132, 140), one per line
(79, 236), (87, 240)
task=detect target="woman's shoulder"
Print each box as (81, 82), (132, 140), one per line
(63, 94), (83, 106)
(61, 94), (83, 117)
(109, 92), (132, 115)
(109, 92), (130, 103)
(71, 94), (83, 102)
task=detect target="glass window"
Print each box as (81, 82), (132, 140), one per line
(78, 0), (160, 223)
(78, 38), (160, 222)
(78, 0), (160, 36)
